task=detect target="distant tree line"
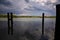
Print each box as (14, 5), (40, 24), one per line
(0, 14), (56, 18)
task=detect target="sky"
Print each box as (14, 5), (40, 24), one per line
(0, 0), (60, 16)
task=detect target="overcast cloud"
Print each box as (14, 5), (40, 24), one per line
(0, 0), (60, 16)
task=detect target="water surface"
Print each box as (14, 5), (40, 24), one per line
(0, 18), (56, 40)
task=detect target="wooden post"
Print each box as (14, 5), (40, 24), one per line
(42, 13), (44, 36)
(40, 13), (49, 40)
(11, 13), (13, 35)
(7, 13), (10, 34)
(54, 4), (60, 40)
(7, 13), (13, 35)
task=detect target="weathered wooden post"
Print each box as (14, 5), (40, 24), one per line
(7, 12), (13, 35)
(54, 4), (60, 40)
(11, 13), (13, 35)
(40, 13), (49, 40)
(7, 13), (10, 34)
(42, 13), (44, 36)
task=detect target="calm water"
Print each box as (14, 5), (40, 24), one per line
(0, 18), (56, 40)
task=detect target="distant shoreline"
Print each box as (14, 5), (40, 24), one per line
(0, 14), (56, 18)
(0, 16), (56, 18)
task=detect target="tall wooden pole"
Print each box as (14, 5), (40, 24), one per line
(54, 4), (60, 40)
(42, 13), (44, 36)
(7, 13), (10, 34)
(11, 13), (13, 35)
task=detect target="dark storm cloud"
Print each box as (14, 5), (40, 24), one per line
(25, 0), (29, 3)
(56, 0), (60, 4)
(0, 0), (24, 14)
(0, 0), (12, 6)
(58, 0), (60, 1)
(0, 0), (13, 14)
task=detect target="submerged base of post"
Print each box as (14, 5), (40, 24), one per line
(40, 35), (49, 40)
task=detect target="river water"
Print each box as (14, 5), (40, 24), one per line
(0, 18), (56, 40)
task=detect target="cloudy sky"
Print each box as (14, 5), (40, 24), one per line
(0, 0), (60, 16)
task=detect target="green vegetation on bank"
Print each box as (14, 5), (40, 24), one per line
(0, 14), (56, 18)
